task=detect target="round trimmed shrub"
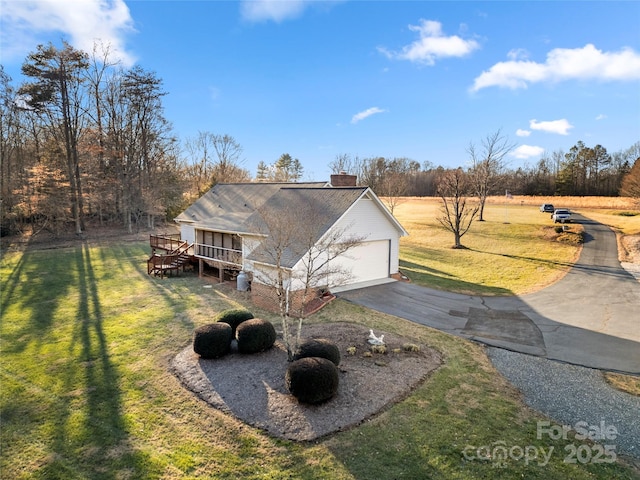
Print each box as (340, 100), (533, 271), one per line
(293, 338), (341, 366)
(216, 308), (254, 335)
(193, 323), (233, 359)
(235, 318), (276, 354)
(286, 357), (339, 404)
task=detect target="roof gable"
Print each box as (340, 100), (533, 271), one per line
(244, 187), (368, 268)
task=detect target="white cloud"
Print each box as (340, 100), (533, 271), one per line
(512, 145), (545, 159)
(595, 114), (607, 120)
(516, 129), (531, 137)
(471, 44), (640, 92)
(529, 118), (573, 135)
(0, 0), (136, 66)
(507, 48), (529, 61)
(378, 19), (480, 65)
(351, 107), (386, 124)
(240, 0), (309, 22)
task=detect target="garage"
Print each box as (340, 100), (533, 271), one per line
(339, 240), (391, 285)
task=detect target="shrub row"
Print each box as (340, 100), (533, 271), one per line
(192, 311), (341, 405)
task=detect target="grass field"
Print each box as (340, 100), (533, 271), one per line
(2, 236), (639, 479)
(393, 196), (640, 295)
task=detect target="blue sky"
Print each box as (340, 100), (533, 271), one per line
(1, 1), (639, 180)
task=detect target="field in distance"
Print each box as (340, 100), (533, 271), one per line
(393, 196), (640, 296)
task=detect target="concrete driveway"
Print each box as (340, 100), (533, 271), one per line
(338, 215), (640, 374)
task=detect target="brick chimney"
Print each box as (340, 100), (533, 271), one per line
(330, 171), (357, 187)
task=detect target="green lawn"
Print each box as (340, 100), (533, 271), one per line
(1, 239), (638, 479)
(395, 199), (590, 295)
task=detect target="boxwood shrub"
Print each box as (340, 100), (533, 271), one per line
(294, 338), (341, 366)
(286, 357), (339, 404)
(193, 323), (233, 359)
(236, 318), (276, 354)
(216, 308), (254, 335)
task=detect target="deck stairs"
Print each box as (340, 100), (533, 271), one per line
(147, 241), (194, 277)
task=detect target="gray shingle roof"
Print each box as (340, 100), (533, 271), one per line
(174, 182), (327, 233)
(174, 182), (401, 269)
(244, 187), (368, 268)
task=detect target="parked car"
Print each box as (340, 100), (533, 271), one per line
(540, 203), (554, 213)
(552, 208), (571, 223)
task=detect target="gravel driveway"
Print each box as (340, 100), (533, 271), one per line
(487, 347), (640, 460)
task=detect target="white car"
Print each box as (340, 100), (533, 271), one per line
(552, 209), (571, 223)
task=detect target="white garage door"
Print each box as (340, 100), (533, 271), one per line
(342, 240), (390, 284)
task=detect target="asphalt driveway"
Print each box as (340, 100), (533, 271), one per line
(338, 215), (640, 374)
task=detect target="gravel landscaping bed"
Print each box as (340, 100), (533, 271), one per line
(172, 322), (442, 441)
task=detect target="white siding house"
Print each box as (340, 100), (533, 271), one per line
(173, 181), (407, 296)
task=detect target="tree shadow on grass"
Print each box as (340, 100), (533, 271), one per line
(0, 247), (73, 355)
(400, 259), (512, 296)
(1, 242), (157, 479)
(466, 248), (576, 269)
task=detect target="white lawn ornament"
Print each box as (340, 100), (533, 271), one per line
(368, 329), (385, 346)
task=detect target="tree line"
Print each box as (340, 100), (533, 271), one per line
(1, 42), (257, 237)
(1, 41), (638, 238)
(329, 139), (639, 203)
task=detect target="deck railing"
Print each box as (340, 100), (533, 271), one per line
(150, 233), (183, 252)
(147, 233), (195, 278)
(196, 244), (243, 267)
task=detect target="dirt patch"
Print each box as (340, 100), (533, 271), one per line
(620, 234), (640, 263)
(171, 322), (442, 441)
(542, 224), (585, 245)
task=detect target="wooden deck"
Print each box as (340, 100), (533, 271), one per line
(148, 234), (243, 280)
(147, 235), (194, 278)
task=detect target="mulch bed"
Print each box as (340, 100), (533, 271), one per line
(171, 322), (442, 441)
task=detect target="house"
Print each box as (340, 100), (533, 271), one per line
(170, 174), (408, 309)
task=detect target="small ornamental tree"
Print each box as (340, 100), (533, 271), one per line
(248, 191), (366, 361)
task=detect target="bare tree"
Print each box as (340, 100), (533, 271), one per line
(468, 129), (515, 221)
(437, 168), (479, 249)
(329, 153), (362, 178)
(379, 171), (407, 214)
(210, 133), (249, 184)
(248, 192), (366, 360)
